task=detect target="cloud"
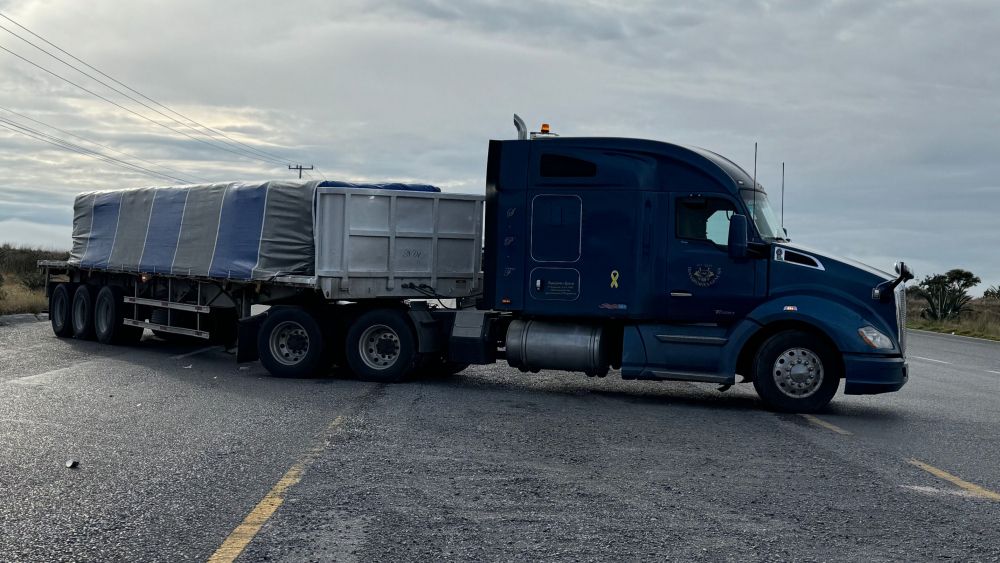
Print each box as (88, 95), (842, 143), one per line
(0, 0), (997, 292)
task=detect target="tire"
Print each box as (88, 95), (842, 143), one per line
(49, 283), (75, 337)
(344, 308), (418, 383)
(95, 286), (144, 345)
(257, 307), (330, 378)
(71, 284), (98, 340)
(752, 329), (840, 413)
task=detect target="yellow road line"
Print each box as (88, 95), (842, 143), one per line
(800, 414), (852, 435)
(907, 458), (1000, 501)
(207, 416), (345, 563)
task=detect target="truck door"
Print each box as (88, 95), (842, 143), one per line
(665, 194), (763, 323)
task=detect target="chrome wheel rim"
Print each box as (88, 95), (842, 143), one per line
(772, 347), (824, 398)
(269, 321), (310, 366)
(358, 324), (400, 370)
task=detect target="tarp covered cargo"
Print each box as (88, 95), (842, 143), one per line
(68, 180), (440, 281)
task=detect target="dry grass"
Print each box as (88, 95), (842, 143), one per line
(907, 296), (1000, 341)
(0, 278), (47, 315)
(0, 244), (68, 316)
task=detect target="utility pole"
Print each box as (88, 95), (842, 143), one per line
(288, 164), (313, 179)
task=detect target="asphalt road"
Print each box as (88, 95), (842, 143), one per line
(1, 320), (998, 562)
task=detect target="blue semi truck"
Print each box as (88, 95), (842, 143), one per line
(41, 117), (912, 412)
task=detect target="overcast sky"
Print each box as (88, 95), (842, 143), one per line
(0, 0), (997, 291)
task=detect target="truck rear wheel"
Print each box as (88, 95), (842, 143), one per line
(71, 284), (98, 340)
(50, 283), (75, 337)
(257, 308), (329, 378)
(752, 329), (840, 413)
(95, 286), (144, 345)
(344, 309), (417, 383)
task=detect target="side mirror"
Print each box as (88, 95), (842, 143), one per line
(728, 214), (748, 259)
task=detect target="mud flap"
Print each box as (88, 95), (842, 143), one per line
(236, 311), (269, 363)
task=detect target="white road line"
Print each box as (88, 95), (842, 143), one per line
(987, 370), (1000, 375)
(911, 356), (952, 364)
(169, 346), (221, 360)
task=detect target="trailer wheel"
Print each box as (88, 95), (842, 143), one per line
(345, 309), (417, 383)
(49, 283), (75, 337)
(95, 286), (144, 345)
(752, 329), (840, 413)
(257, 308), (329, 378)
(71, 284), (98, 340)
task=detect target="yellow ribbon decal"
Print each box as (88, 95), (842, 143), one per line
(610, 270), (620, 288)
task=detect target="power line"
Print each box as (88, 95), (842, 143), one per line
(0, 103), (209, 183)
(0, 118), (193, 183)
(0, 11), (296, 166)
(312, 165), (329, 180)
(0, 13), (295, 168)
(0, 42), (291, 169)
(0, 118), (194, 183)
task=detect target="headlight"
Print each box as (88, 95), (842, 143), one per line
(858, 326), (894, 350)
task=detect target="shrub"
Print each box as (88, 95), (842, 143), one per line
(916, 269), (980, 321)
(18, 270), (47, 291)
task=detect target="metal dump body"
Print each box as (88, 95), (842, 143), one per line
(66, 180), (484, 300)
(314, 186), (484, 299)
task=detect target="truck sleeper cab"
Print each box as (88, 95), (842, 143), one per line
(480, 127), (911, 412)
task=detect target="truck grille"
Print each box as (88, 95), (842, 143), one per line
(895, 285), (907, 356)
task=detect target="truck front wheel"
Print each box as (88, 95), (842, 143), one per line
(752, 330), (840, 413)
(344, 309), (417, 383)
(257, 308), (329, 378)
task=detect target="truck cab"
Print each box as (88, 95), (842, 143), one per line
(481, 127), (911, 412)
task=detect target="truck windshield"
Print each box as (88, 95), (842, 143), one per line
(740, 190), (785, 241)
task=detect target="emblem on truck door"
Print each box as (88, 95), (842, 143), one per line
(610, 270), (620, 288)
(688, 264), (722, 287)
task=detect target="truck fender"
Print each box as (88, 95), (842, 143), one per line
(236, 310), (269, 363)
(408, 309), (444, 354)
(745, 295), (872, 354)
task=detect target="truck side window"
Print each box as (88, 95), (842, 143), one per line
(540, 154), (598, 178)
(676, 198), (736, 247)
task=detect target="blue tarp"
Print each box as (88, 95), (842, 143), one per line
(68, 179), (441, 280)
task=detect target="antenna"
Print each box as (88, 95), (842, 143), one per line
(513, 114), (528, 140)
(781, 162), (785, 229)
(752, 142), (757, 227)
